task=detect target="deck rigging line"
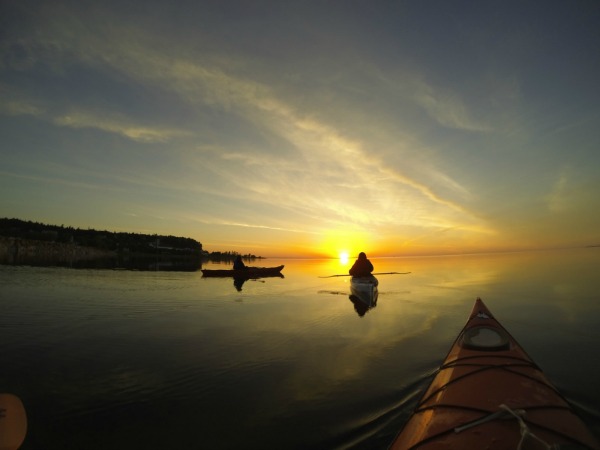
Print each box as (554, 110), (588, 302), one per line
(406, 354), (591, 450)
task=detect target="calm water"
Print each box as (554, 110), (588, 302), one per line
(1, 249), (599, 449)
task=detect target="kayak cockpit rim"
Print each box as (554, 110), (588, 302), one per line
(461, 326), (511, 351)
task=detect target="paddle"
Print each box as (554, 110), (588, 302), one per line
(319, 271), (411, 278)
(0, 393), (27, 450)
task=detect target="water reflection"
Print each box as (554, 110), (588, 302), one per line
(1, 255), (203, 271)
(231, 274), (287, 291)
(349, 294), (377, 317)
(1, 249), (599, 449)
(233, 276), (247, 291)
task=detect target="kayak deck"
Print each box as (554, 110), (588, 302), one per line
(390, 298), (600, 450)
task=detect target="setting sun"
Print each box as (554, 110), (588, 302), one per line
(339, 251), (350, 265)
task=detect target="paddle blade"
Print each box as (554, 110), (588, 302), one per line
(0, 394), (27, 450)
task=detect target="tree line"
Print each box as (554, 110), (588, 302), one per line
(0, 218), (201, 254)
(0, 218), (263, 261)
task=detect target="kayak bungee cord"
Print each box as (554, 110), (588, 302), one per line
(404, 401), (592, 450)
(399, 356), (593, 449)
(416, 355), (546, 408)
(499, 404), (556, 450)
(453, 407), (526, 433)
(455, 404), (563, 450)
(409, 355), (589, 448)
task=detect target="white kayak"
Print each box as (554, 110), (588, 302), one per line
(350, 275), (379, 306)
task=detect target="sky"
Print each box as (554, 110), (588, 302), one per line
(1, 0), (599, 258)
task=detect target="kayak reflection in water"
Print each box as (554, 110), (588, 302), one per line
(233, 276), (247, 291)
(233, 255), (249, 291)
(349, 252), (374, 277)
(349, 294), (377, 317)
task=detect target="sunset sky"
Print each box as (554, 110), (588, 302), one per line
(1, 1), (599, 257)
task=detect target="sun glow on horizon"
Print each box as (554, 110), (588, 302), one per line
(317, 229), (374, 262)
(339, 251), (350, 265)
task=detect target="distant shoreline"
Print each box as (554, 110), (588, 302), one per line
(0, 218), (265, 267)
(0, 236), (266, 271)
(0, 236), (116, 266)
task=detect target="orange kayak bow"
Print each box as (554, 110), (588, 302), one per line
(390, 298), (600, 450)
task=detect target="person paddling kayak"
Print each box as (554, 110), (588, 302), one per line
(349, 252), (374, 277)
(233, 255), (248, 270)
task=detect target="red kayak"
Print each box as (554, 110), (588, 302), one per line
(390, 298), (600, 450)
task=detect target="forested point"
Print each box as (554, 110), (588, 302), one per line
(0, 218), (262, 261)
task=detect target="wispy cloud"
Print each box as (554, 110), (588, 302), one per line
(0, 83), (188, 144)
(0, 99), (44, 117)
(3, 2), (597, 255)
(412, 79), (493, 132)
(194, 219), (319, 235)
(54, 110), (190, 143)
(6, 16), (486, 240)
(0, 84), (45, 117)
